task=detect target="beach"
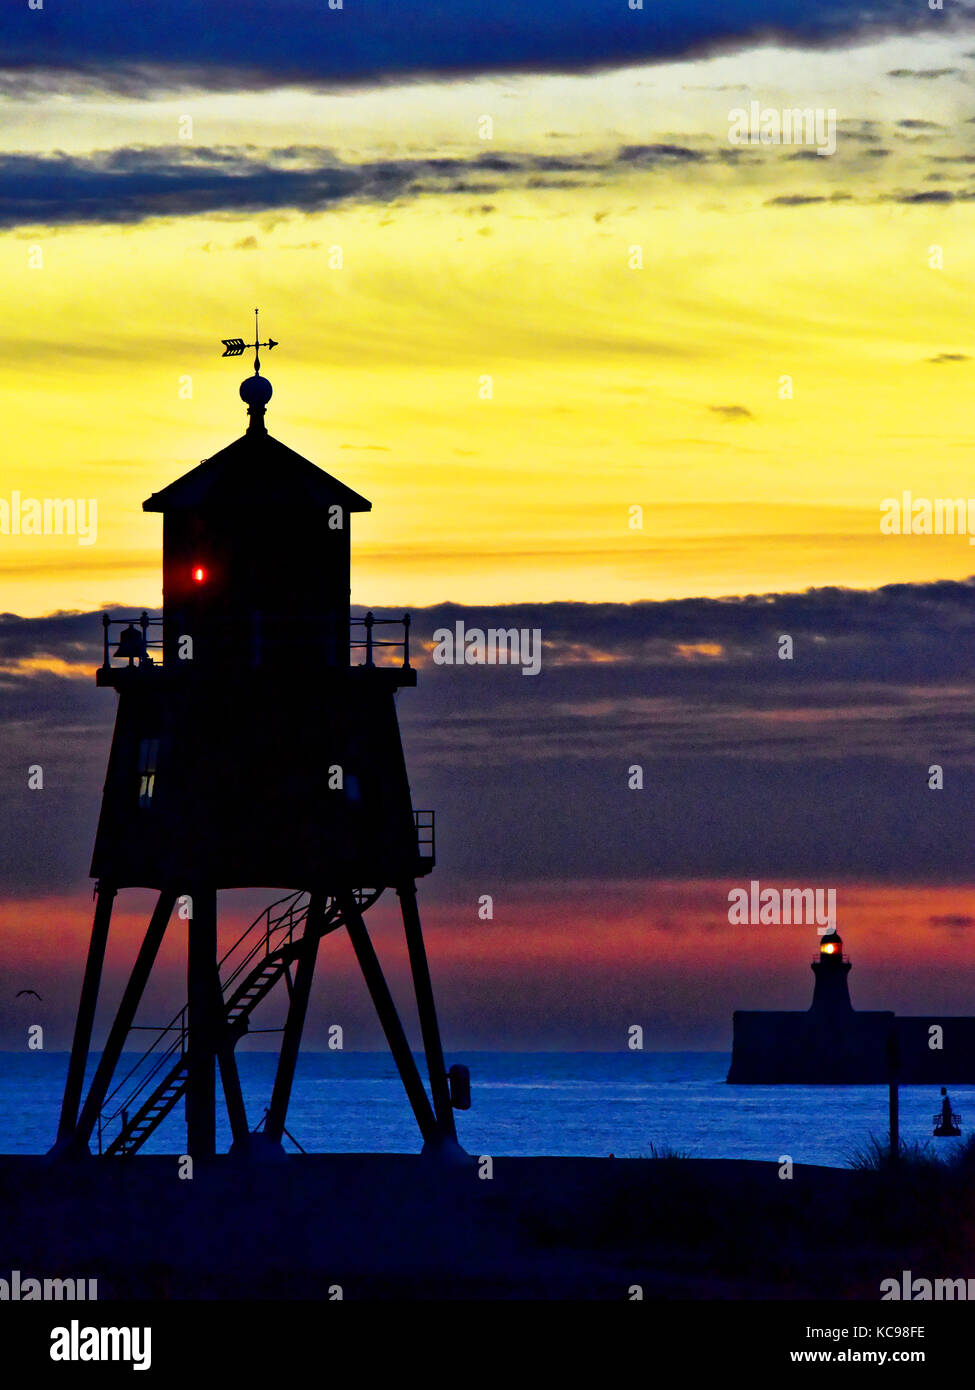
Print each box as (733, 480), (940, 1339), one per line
(0, 1151), (959, 1301)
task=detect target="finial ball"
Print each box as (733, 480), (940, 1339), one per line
(240, 375), (273, 406)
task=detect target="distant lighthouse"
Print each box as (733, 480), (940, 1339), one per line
(810, 928), (853, 1015)
(729, 922), (975, 1084)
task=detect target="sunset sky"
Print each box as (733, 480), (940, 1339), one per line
(2, 0), (975, 1051)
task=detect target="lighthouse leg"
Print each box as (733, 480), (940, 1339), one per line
(340, 891), (439, 1146)
(214, 965), (249, 1148)
(397, 881), (456, 1141)
(69, 888), (177, 1151)
(55, 881), (117, 1145)
(186, 887), (218, 1158)
(264, 897), (325, 1146)
(217, 1044), (250, 1149)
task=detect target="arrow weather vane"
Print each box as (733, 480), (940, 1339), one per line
(221, 307), (278, 375)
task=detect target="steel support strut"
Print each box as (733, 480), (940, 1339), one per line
(265, 895), (325, 1145)
(215, 962), (249, 1148)
(186, 887), (217, 1158)
(56, 881), (117, 1143)
(398, 880), (456, 1140)
(340, 890), (439, 1145)
(70, 888), (177, 1151)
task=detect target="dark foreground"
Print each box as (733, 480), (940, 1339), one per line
(0, 1153), (967, 1299)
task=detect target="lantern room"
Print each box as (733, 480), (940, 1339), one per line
(811, 926), (853, 1014)
(819, 929), (844, 960)
(142, 382), (371, 674)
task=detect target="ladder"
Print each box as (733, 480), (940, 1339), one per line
(98, 889), (378, 1155)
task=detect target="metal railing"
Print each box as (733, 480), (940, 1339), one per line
(350, 611), (411, 669)
(100, 612), (163, 670)
(221, 891), (309, 997)
(414, 809), (435, 861)
(98, 1008), (186, 1153)
(98, 611), (412, 671)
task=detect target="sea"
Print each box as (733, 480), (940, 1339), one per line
(2, 1051), (972, 1166)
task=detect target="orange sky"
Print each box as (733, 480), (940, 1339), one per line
(4, 880), (973, 1051)
(3, 24), (975, 1057)
(4, 35), (975, 613)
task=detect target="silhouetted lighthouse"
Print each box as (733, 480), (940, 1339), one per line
(729, 923), (975, 1083)
(810, 928), (853, 1014)
(53, 320), (467, 1160)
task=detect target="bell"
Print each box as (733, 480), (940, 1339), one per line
(113, 623), (146, 665)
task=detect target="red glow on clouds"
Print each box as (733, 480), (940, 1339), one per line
(3, 880), (974, 1050)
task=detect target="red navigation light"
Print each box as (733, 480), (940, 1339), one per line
(192, 566), (206, 584)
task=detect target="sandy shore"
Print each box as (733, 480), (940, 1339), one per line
(0, 1153), (949, 1299)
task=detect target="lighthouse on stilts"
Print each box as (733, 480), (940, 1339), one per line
(52, 314), (468, 1161)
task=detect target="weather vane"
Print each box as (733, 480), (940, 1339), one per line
(221, 307), (278, 375)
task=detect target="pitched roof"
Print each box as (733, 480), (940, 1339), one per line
(143, 430), (372, 514)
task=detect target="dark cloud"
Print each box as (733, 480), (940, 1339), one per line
(838, 121), (884, 144)
(5, 577), (975, 894)
(1, 132), (966, 230)
(0, 0), (952, 96)
(929, 915), (975, 928)
(893, 189), (968, 203)
(708, 404), (754, 420)
(927, 353), (970, 364)
(0, 139), (790, 229)
(617, 144), (708, 165)
(887, 68), (962, 79)
(0, 145), (613, 229)
(0, 608), (108, 664)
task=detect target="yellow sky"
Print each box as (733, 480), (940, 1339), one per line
(3, 34), (975, 615)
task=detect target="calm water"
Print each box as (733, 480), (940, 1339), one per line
(1, 1051), (970, 1167)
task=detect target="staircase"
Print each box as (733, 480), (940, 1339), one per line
(98, 888), (379, 1156)
(104, 1057), (188, 1156)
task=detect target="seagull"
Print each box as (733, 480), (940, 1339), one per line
(15, 989), (42, 1000)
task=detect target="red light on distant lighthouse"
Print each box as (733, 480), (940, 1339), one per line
(192, 566), (206, 584)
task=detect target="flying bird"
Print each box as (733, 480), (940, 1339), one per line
(15, 989), (42, 1000)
